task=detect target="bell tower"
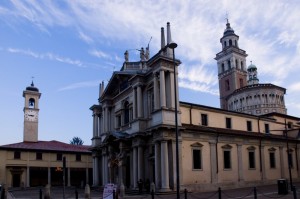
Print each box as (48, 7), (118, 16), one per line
(23, 81), (41, 142)
(215, 20), (248, 109)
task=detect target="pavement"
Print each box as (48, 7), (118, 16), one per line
(7, 183), (300, 199)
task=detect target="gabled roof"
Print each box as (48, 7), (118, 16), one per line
(0, 140), (91, 153)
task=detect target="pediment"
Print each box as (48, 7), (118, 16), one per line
(190, 142), (203, 148)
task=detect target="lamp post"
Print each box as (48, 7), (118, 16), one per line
(284, 120), (293, 191)
(168, 41), (180, 199)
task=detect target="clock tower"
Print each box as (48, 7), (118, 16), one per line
(23, 81), (41, 142)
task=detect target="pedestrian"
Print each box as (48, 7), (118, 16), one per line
(138, 179), (143, 194)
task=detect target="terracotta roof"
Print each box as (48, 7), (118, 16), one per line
(0, 140), (91, 153)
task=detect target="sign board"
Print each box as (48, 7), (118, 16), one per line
(103, 183), (117, 199)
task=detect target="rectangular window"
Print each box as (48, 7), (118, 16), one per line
(201, 114), (208, 126)
(223, 150), (231, 169)
(287, 122), (293, 129)
(239, 78), (244, 88)
(14, 151), (21, 159)
(226, 118), (232, 129)
(36, 152), (43, 160)
(76, 154), (81, 161)
(192, 149), (202, 170)
(247, 121), (252, 131)
(57, 153), (63, 161)
(288, 153), (293, 168)
(265, 123), (270, 134)
(269, 152), (276, 168)
(248, 151), (255, 169)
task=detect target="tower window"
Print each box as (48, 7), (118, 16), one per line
(225, 80), (230, 91)
(229, 39), (232, 46)
(222, 63), (225, 72)
(29, 98), (35, 108)
(227, 60), (231, 69)
(241, 61), (244, 70)
(239, 78), (244, 88)
(235, 59), (238, 69)
(235, 40), (237, 46)
(224, 41), (227, 47)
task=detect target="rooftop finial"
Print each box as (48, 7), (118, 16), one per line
(226, 12), (229, 24)
(31, 76), (34, 87)
(250, 60), (253, 65)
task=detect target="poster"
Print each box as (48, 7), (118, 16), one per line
(103, 183), (117, 199)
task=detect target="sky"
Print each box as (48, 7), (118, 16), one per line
(1, 0), (300, 146)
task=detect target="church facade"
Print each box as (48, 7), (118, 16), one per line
(90, 22), (300, 191)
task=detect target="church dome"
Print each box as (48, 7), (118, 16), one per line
(247, 63), (257, 71)
(26, 81), (39, 92)
(223, 22), (235, 36)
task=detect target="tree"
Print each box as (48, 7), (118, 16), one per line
(70, 136), (84, 145)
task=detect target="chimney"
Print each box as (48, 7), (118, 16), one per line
(167, 22), (172, 44)
(161, 27), (166, 49)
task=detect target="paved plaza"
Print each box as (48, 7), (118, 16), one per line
(7, 183), (300, 199)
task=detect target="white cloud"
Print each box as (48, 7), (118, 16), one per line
(7, 47), (84, 67)
(58, 80), (100, 91)
(288, 82), (300, 92)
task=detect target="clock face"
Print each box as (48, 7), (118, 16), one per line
(25, 110), (38, 122)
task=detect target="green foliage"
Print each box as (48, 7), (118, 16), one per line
(70, 136), (84, 145)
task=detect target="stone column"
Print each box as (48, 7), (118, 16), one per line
(138, 146), (144, 180)
(153, 73), (159, 110)
(86, 168), (89, 185)
(103, 108), (107, 132)
(93, 114), (96, 137)
(160, 140), (170, 191)
(137, 86), (143, 118)
(102, 155), (106, 185)
(133, 88), (137, 119)
(237, 144), (244, 182)
(279, 146), (284, 178)
(94, 157), (99, 186)
(133, 147), (138, 188)
(209, 142), (217, 184)
(170, 71), (175, 109)
(48, 167), (51, 185)
(260, 146), (266, 181)
(160, 70), (166, 108)
(95, 114), (98, 137)
(68, 168), (71, 186)
(26, 166), (30, 187)
(155, 142), (161, 189)
(175, 66), (180, 110)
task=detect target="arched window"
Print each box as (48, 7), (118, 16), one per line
(241, 61), (244, 70)
(29, 98), (35, 108)
(224, 41), (227, 47)
(235, 40), (237, 46)
(222, 63), (225, 72)
(229, 39), (232, 46)
(124, 101), (130, 124)
(235, 59), (238, 69)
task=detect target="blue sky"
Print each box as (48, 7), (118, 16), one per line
(1, 0), (300, 145)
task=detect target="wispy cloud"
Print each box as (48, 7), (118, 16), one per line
(7, 47), (84, 67)
(58, 80), (100, 91)
(2, 0), (300, 99)
(89, 49), (111, 59)
(288, 82), (300, 92)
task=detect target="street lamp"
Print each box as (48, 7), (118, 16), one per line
(168, 41), (180, 199)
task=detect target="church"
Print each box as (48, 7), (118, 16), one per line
(90, 22), (300, 191)
(0, 83), (93, 188)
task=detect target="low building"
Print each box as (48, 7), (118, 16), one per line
(0, 83), (93, 187)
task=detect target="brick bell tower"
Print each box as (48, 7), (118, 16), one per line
(23, 81), (41, 142)
(215, 20), (248, 109)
